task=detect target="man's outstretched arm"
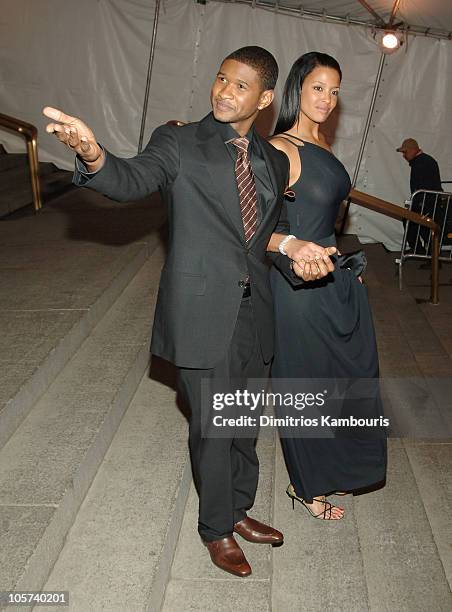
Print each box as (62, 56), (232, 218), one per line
(43, 106), (179, 202)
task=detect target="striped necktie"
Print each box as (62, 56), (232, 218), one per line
(232, 137), (258, 242)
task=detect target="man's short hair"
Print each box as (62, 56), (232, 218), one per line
(225, 46), (278, 91)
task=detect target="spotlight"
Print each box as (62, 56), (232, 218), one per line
(382, 32), (399, 50)
(376, 29), (404, 54)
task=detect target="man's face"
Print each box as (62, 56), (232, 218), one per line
(211, 59), (273, 135)
(402, 147), (419, 162)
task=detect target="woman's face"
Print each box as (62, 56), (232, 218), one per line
(300, 65), (341, 124)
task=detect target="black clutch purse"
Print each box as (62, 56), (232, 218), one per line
(336, 250), (367, 277)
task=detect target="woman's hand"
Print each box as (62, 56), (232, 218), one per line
(285, 238), (337, 281)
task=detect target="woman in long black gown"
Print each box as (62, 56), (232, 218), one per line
(268, 52), (387, 520)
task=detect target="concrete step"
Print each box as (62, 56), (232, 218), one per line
(0, 153), (35, 173)
(41, 365), (190, 612)
(159, 412), (451, 611)
(39, 167), (74, 205)
(362, 243), (452, 378)
(0, 164), (34, 216)
(379, 244), (452, 361)
(162, 434), (277, 612)
(0, 245), (167, 608)
(0, 160), (73, 217)
(272, 439), (452, 612)
(0, 159), (57, 179)
(0, 237), (156, 451)
(0, 179), (166, 452)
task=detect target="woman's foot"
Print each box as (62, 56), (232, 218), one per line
(303, 496), (344, 519)
(286, 484), (345, 520)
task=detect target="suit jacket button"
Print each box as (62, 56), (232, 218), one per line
(238, 280), (245, 288)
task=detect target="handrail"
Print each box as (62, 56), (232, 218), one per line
(0, 113), (42, 212)
(349, 188), (440, 304)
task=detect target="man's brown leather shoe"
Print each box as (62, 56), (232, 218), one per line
(204, 536), (252, 577)
(234, 517), (284, 546)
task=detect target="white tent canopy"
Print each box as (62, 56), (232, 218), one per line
(215, 1), (452, 38)
(1, 0), (451, 249)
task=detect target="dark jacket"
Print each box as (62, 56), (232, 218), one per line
(410, 152), (442, 194)
(74, 113), (296, 368)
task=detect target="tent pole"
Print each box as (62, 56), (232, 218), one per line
(339, 52), (386, 234)
(138, 0), (162, 153)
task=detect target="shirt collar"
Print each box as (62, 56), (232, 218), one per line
(214, 118), (255, 147)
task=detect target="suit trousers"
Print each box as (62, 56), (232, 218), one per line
(177, 296), (269, 542)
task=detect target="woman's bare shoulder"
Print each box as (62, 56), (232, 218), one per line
(269, 134), (302, 155)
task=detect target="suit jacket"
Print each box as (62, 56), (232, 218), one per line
(74, 112), (298, 368)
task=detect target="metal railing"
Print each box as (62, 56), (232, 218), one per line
(0, 113), (42, 212)
(395, 189), (452, 295)
(348, 188), (441, 304)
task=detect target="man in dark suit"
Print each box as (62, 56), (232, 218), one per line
(43, 46), (335, 577)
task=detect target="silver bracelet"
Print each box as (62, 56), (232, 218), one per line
(278, 234), (296, 256)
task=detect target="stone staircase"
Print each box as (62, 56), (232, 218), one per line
(0, 146), (74, 218)
(0, 183), (193, 611)
(0, 192), (451, 611)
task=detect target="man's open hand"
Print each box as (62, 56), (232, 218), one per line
(42, 106), (104, 171)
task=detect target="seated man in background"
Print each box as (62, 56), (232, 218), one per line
(396, 138), (442, 253)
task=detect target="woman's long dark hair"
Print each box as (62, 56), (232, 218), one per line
(274, 52), (342, 135)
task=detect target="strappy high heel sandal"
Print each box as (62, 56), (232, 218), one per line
(286, 484), (344, 520)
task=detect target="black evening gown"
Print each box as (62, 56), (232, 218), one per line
(270, 139), (387, 501)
